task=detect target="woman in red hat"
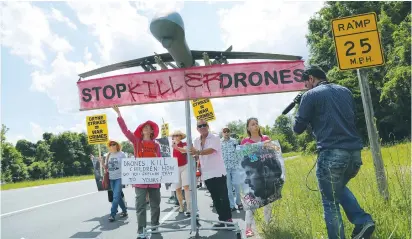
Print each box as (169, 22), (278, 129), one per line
(112, 106), (161, 239)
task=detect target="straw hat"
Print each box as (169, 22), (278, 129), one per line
(170, 130), (186, 139)
(106, 139), (122, 151)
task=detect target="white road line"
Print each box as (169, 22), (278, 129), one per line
(1, 191), (97, 218)
(159, 206), (179, 225)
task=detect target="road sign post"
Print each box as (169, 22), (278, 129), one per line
(332, 12), (389, 200)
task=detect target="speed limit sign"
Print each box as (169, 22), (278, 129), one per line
(332, 12), (385, 70)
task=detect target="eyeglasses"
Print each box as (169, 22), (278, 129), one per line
(223, 130), (229, 133)
(197, 124), (208, 128)
(110, 144), (117, 146)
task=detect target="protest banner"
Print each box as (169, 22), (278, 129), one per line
(191, 98), (216, 122)
(77, 60), (306, 110)
(121, 157), (178, 185)
(86, 114), (109, 144)
(156, 137), (172, 157)
(235, 140), (285, 210)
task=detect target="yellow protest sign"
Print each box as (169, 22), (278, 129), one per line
(161, 123), (169, 138)
(86, 114), (109, 145)
(332, 12), (384, 70)
(191, 98), (216, 122)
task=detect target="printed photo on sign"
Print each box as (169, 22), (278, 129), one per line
(156, 137), (172, 157)
(121, 157), (179, 185)
(235, 140), (285, 210)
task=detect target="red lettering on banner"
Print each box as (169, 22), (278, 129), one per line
(143, 81), (157, 98)
(128, 82), (144, 102)
(185, 73), (203, 89)
(203, 73), (222, 93)
(156, 80), (170, 96)
(169, 76), (183, 93)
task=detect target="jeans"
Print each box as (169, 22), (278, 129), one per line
(204, 175), (232, 221)
(110, 178), (127, 217)
(226, 168), (241, 208)
(316, 149), (373, 239)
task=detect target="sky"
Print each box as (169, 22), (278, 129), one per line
(1, 0), (326, 145)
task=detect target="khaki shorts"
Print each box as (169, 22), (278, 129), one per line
(173, 164), (189, 189)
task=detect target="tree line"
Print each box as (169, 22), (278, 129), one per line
(1, 124), (134, 183)
(1, 2), (410, 183)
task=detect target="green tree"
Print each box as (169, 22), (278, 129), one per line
(273, 115), (297, 150)
(306, 1), (411, 143)
(121, 141), (134, 155)
(226, 120), (247, 139)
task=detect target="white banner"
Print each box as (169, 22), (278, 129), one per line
(121, 157), (179, 184)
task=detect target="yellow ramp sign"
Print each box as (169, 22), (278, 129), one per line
(332, 12), (384, 70)
(191, 98), (216, 122)
(86, 114), (109, 145)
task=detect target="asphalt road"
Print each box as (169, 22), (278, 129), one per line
(1, 180), (258, 239)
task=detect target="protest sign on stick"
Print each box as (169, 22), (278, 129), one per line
(121, 158), (178, 185)
(235, 140), (285, 210)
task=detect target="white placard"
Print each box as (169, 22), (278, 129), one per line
(121, 157), (178, 184)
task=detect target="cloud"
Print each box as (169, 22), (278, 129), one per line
(217, 1), (325, 60)
(5, 2), (324, 145)
(1, 2), (73, 67)
(67, 1), (184, 65)
(50, 8), (77, 30)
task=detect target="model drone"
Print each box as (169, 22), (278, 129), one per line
(78, 12), (302, 79)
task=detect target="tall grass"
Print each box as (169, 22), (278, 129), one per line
(254, 142), (411, 239)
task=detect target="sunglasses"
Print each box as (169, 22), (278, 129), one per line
(109, 143), (117, 146)
(223, 130), (229, 133)
(172, 135), (180, 137)
(197, 124), (208, 128)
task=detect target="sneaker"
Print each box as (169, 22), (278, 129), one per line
(352, 221), (375, 239)
(212, 223), (226, 228)
(231, 207), (236, 212)
(245, 228), (254, 237)
(108, 216), (115, 222)
(185, 211), (190, 217)
(120, 212), (128, 218)
(237, 203), (243, 210)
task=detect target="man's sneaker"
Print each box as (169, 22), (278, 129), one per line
(352, 221), (375, 239)
(108, 216), (115, 222)
(212, 223), (226, 228)
(120, 212), (128, 218)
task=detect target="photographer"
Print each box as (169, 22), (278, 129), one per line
(293, 65), (375, 239)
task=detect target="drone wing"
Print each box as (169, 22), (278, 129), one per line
(78, 50), (302, 78)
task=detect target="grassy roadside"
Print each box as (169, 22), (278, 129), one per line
(254, 142), (411, 239)
(1, 175), (94, 191)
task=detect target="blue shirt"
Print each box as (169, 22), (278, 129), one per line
(293, 83), (363, 150)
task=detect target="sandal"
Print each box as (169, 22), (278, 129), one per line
(245, 228), (254, 237)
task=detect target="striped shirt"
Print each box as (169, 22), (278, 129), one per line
(293, 83), (363, 150)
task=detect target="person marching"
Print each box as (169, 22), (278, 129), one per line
(113, 106), (162, 239)
(220, 127), (243, 212)
(103, 140), (128, 222)
(170, 130), (192, 216)
(189, 119), (233, 228)
(241, 117), (285, 237)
